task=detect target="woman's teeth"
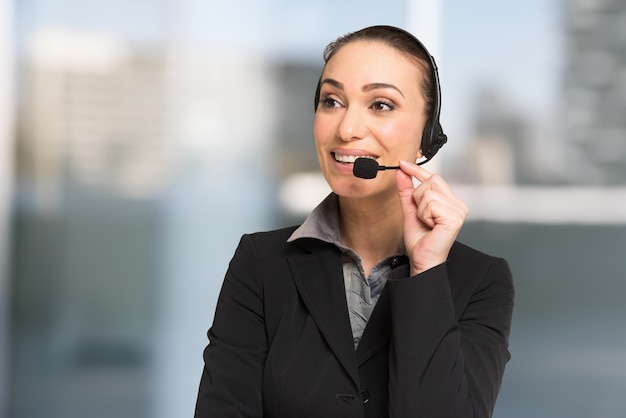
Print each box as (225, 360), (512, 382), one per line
(333, 154), (376, 163)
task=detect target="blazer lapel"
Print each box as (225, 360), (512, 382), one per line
(288, 240), (359, 386)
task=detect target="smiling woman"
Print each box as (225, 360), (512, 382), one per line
(194, 25), (514, 418)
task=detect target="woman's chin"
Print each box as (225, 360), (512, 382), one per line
(328, 178), (387, 200)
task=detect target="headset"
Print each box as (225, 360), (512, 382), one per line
(314, 26), (447, 165)
(415, 35), (448, 164)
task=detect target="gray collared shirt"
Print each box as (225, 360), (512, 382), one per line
(288, 193), (404, 349)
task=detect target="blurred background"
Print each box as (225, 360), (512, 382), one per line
(2, 0), (626, 417)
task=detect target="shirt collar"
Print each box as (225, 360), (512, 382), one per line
(287, 193), (341, 246)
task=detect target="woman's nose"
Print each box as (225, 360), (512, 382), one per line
(337, 106), (367, 142)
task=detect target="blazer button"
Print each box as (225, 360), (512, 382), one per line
(360, 389), (370, 404)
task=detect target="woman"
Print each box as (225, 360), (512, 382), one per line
(195, 25), (514, 418)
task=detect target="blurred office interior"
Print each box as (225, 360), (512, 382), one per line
(2, 0), (626, 417)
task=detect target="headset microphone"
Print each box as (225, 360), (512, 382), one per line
(353, 155), (440, 179)
(353, 158), (400, 179)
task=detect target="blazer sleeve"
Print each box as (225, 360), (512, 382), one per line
(387, 256), (514, 418)
(194, 234), (267, 418)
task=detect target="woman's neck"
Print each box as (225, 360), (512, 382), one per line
(338, 193), (404, 276)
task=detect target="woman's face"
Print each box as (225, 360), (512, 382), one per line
(314, 40), (428, 199)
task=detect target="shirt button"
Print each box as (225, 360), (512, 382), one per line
(360, 389), (370, 404)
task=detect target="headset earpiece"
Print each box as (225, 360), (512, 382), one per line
(421, 119), (447, 160)
(421, 119), (434, 158)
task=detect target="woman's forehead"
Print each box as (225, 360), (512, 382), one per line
(321, 41), (425, 89)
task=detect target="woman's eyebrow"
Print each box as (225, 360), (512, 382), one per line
(320, 78), (343, 89)
(320, 79), (404, 98)
(363, 83), (404, 97)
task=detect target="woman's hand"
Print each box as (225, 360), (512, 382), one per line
(396, 160), (468, 275)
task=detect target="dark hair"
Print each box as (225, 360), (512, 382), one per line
(314, 25), (436, 117)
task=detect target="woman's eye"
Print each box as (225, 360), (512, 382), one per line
(320, 97), (341, 109)
(371, 100), (394, 112)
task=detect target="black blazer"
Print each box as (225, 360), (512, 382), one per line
(195, 226), (514, 418)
